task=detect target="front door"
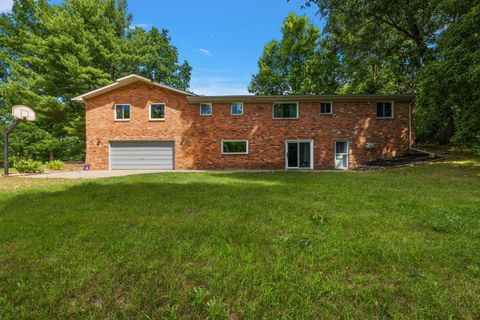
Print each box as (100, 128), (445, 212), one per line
(286, 141), (313, 169)
(334, 141), (349, 169)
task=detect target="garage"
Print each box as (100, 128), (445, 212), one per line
(109, 141), (174, 170)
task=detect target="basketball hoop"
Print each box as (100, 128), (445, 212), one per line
(12, 105), (36, 122)
(4, 105), (36, 176)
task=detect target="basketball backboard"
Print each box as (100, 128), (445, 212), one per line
(12, 105), (36, 121)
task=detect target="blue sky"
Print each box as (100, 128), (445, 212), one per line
(0, 0), (323, 95)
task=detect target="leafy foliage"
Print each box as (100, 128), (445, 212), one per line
(46, 160), (65, 170)
(0, 0), (191, 162)
(257, 0), (480, 147)
(418, 1), (480, 146)
(249, 13), (341, 95)
(14, 159), (44, 173)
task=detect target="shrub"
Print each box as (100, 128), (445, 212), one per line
(46, 160), (65, 170)
(14, 159), (44, 173)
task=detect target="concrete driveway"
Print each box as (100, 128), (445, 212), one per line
(21, 170), (182, 179)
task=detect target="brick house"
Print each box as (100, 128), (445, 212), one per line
(73, 74), (416, 170)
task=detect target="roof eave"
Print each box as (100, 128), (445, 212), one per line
(71, 74), (196, 104)
(187, 94), (417, 104)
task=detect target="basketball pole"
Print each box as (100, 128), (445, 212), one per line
(3, 118), (20, 176)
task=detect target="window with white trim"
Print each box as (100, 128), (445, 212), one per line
(320, 102), (332, 114)
(150, 103), (165, 120)
(376, 102), (394, 118)
(200, 103), (212, 116)
(222, 140), (248, 154)
(231, 103), (243, 115)
(273, 103), (298, 119)
(115, 104), (130, 120)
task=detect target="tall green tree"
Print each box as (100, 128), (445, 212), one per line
(418, 1), (480, 146)
(0, 0), (191, 163)
(257, 0), (478, 147)
(249, 13), (341, 95)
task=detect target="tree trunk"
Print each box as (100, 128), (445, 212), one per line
(439, 114), (455, 145)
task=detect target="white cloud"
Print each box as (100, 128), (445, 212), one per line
(196, 48), (213, 57)
(0, 0), (13, 13)
(128, 23), (152, 30)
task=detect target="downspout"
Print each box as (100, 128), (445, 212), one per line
(408, 97), (414, 148)
(407, 97), (433, 155)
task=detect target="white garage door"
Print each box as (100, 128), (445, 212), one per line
(109, 141), (174, 170)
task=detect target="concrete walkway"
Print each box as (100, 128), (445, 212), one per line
(16, 169), (340, 179)
(20, 170), (184, 179)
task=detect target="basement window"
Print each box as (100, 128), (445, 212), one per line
(320, 102), (332, 115)
(200, 103), (212, 116)
(115, 104), (130, 121)
(222, 140), (248, 154)
(273, 103), (298, 119)
(376, 102), (394, 119)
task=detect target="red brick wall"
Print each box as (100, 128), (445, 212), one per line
(85, 82), (411, 170)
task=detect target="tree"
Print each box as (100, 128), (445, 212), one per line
(0, 0), (191, 163)
(268, 0), (479, 146)
(249, 13), (340, 95)
(418, 1), (480, 146)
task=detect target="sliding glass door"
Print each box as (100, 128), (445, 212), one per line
(286, 140), (313, 169)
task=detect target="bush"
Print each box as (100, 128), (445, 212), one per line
(46, 160), (65, 170)
(14, 159), (44, 173)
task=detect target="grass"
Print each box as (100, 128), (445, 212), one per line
(0, 154), (479, 319)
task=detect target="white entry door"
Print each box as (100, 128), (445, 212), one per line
(334, 141), (349, 169)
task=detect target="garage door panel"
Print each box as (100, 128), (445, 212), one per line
(109, 141), (174, 170)
(110, 156), (174, 161)
(110, 152), (173, 157)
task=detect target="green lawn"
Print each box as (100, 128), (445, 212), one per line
(1, 155), (479, 319)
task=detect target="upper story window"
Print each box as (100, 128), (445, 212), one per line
(200, 103), (212, 116)
(273, 102), (298, 119)
(150, 103), (165, 120)
(376, 102), (394, 119)
(320, 102), (332, 115)
(115, 104), (130, 121)
(231, 103), (243, 115)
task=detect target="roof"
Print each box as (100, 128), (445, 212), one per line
(72, 74), (196, 103)
(187, 94), (417, 104)
(72, 74), (416, 104)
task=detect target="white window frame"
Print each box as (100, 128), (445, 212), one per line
(284, 139), (314, 170)
(149, 103), (166, 121)
(200, 103), (213, 116)
(221, 139), (249, 155)
(114, 104), (131, 121)
(376, 101), (395, 119)
(272, 102), (299, 119)
(231, 102), (244, 116)
(320, 101), (333, 115)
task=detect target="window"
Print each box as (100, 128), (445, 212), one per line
(200, 103), (212, 116)
(231, 103), (243, 115)
(320, 102), (332, 114)
(222, 140), (248, 154)
(273, 103), (298, 119)
(376, 102), (394, 118)
(115, 104), (130, 120)
(150, 103), (165, 120)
